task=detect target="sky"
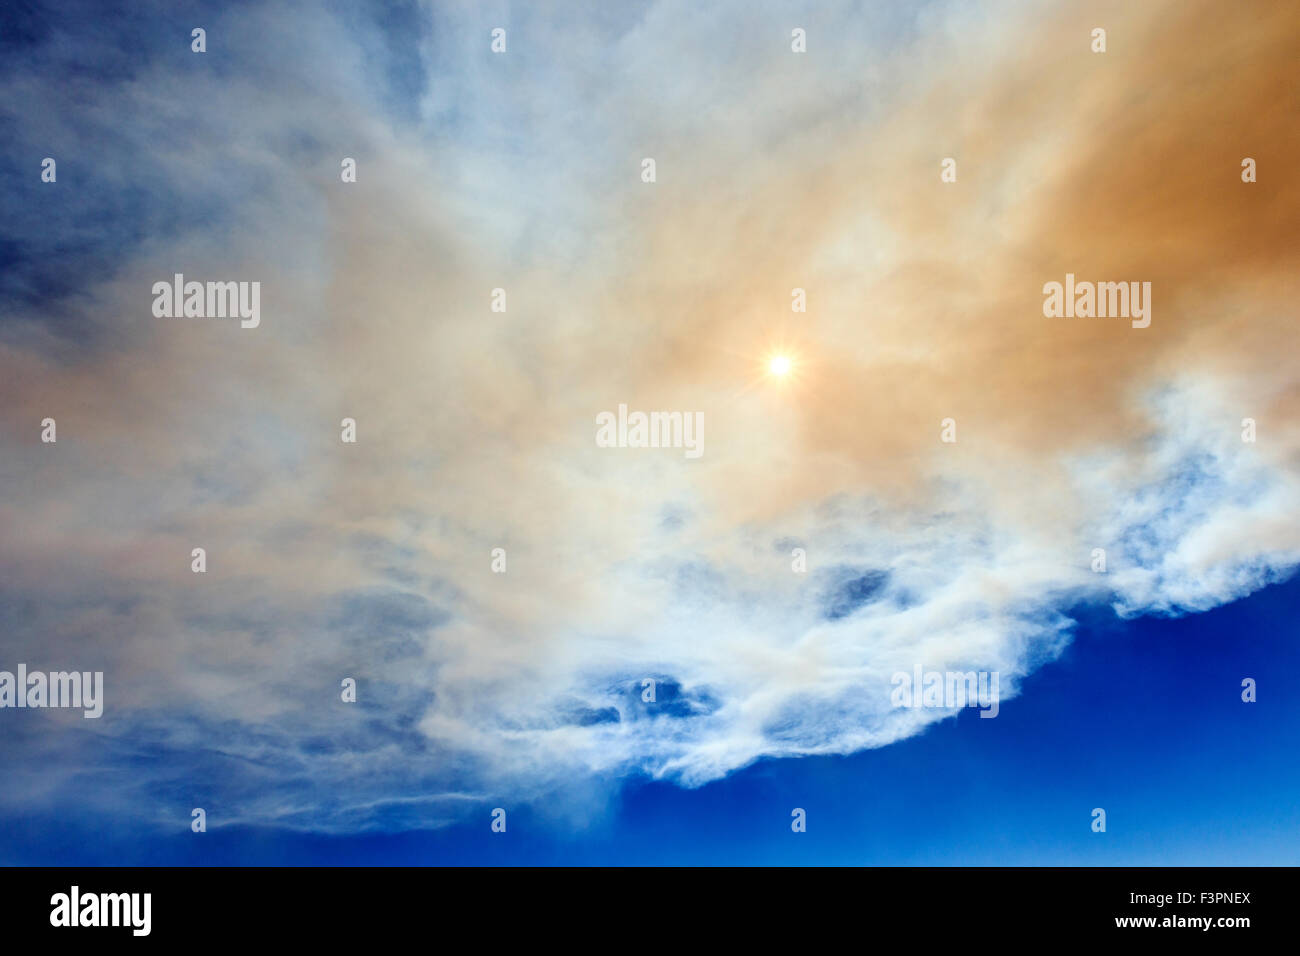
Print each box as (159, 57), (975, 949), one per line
(0, 0), (1297, 865)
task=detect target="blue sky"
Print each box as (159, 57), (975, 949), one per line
(1, 0), (1298, 865)
(4, 574), (1296, 865)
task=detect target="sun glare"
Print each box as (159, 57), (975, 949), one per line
(768, 355), (792, 377)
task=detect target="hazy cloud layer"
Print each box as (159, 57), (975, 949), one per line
(1, 0), (1296, 831)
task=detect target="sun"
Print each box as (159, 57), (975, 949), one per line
(768, 354), (792, 377)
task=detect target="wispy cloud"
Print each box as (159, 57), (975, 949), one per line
(1, 0), (1296, 832)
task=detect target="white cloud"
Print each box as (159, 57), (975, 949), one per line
(0, 0), (1296, 831)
